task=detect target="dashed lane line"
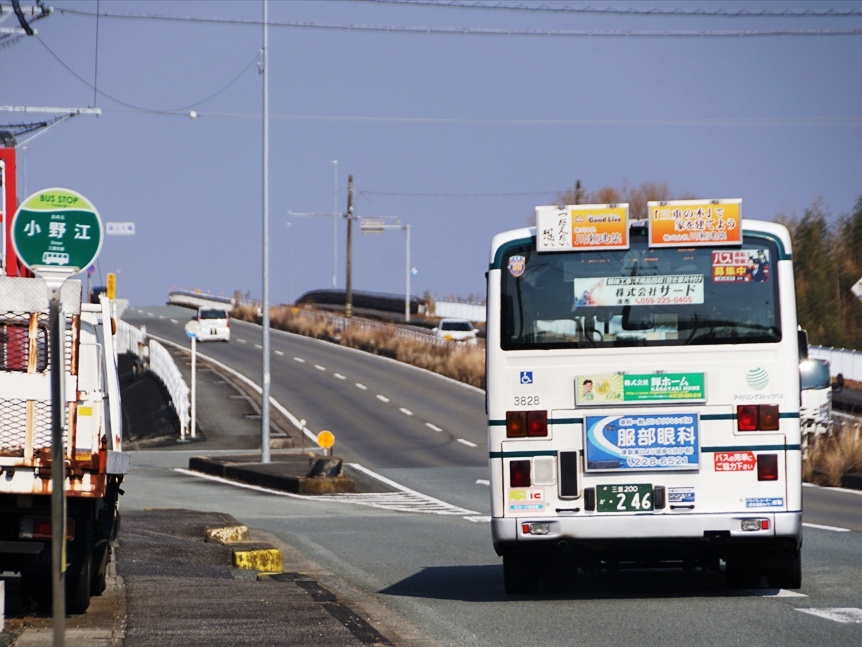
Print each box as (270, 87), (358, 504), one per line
(254, 344), (262, 349)
(475, 479), (490, 486)
(356, 383), (368, 390)
(334, 373), (346, 380)
(425, 423), (442, 432)
(294, 357), (305, 363)
(803, 522), (851, 532)
(796, 608), (862, 624)
(275, 350), (284, 356)
(170, 318), (178, 323)
(400, 408), (413, 416)
(315, 365), (326, 371)
(237, 339), (247, 344)
(376, 395), (390, 403)
(457, 438), (478, 448)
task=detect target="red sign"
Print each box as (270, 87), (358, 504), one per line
(714, 451), (756, 472)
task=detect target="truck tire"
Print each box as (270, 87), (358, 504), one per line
(503, 554), (538, 595)
(91, 542), (109, 596)
(67, 550), (92, 614)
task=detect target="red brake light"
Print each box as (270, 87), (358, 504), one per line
(526, 410), (548, 437)
(758, 404), (780, 431)
(737, 405), (758, 431)
(510, 460), (531, 487)
(506, 411), (526, 438)
(757, 454), (779, 481)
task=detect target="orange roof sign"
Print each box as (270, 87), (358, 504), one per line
(648, 199), (742, 247)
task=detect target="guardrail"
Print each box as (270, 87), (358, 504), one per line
(293, 308), (456, 348)
(116, 320), (191, 438)
(168, 290), (234, 311)
(809, 345), (862, 382)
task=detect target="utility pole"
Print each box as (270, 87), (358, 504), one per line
(404, 224), (411, 323)
(332, 160), (338, 288)
(345, 175), (354, 318)
(260, 0), (271, 464)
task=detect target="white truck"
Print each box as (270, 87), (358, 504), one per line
(0, 277), (129, 613)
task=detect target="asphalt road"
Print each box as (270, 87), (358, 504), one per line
(119, 305), (862, 647)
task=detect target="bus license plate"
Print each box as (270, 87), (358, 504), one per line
(596, 484), (654, 513)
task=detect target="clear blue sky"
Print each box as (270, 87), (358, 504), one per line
(4, 1), (862, 306)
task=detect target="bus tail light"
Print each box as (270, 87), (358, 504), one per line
(737, 405), (758, 431)
(758, 405), (780, 430)
(737, 405), (780, 431)
(741, 518), (769, 531)
(506, 411), (526, 438)
(526, 411), (548, 437)
(757, 454), (779, 481)
(510, 460), (531, 487)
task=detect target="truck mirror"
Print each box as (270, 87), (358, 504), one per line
(797, 329), (809, 361)
(833, 373), (845, 394)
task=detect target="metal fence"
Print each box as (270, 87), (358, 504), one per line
(288, 308), (459, 348)
(809, 345), (862, 382)
(116, 320), (191, 437)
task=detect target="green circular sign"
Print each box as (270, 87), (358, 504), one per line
(11, 188), (103, 275)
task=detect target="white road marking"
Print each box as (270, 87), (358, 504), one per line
(237, 339), (247, 344)
(170, 319), (178, 323)
(254, 344), (262, 349)
(275, 350), (284, 356)
(294, 357), (305, 363)
(146, 312), (153, 316)
(356, 383), (368, 390)
(766, 589), (808, 598)
(376, 395), (390, 403)
(457, 438), (478, 447)
(464, 516), (491, 523)
(334, 373), (346, 380)
(803, 482), (862, 497)
(425, 423), (443, 432)
(475, 479), (490, 486)
(400, 408), (413, 416)
(796, 608), (862, 623)
(315, 365), (326, 371)
(803, 522), (851, 533)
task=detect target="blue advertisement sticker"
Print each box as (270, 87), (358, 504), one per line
(668, 487), (695, 503)
(745, 497), (784, 508)
(585, 414), (699, 472)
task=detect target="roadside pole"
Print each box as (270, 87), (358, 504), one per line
(11, 187), (104, 647)
(184, 320), (200, 440)
(260, 0), (271, 463)
(404, 224), (411, 323)
(345, 175), (354, 319)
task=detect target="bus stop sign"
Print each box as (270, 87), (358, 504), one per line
(11, 188), (103, 275)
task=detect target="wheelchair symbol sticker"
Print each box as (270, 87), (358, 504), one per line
(519, 371), (533, 385)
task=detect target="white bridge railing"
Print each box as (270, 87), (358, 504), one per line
(115, 320), (191, 438)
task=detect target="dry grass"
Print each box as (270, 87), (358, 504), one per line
(231, 305), (486, 388)
(803, 423), (862, 486)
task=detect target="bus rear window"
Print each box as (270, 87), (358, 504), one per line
(500, 229), (781, 350)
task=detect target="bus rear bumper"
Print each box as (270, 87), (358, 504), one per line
(492, 511), (801, 554)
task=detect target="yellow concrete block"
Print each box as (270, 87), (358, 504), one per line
(205, 525), (249, 544)
(232, 548), (283, 573)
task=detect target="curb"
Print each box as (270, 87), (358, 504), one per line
(189, 456), (355, 494)
(205, 524), (284, 574)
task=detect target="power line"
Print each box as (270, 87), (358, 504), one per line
(362, 1), (862, 19)
(36, 35), (260, 113)
(57, 7), (862, 37)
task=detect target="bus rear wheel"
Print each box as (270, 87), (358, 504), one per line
(767, 550), (802, 590)
(503, 554), (539, 595)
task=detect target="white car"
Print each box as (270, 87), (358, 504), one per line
(433, 318), (479, 345)
(195, 307), (231, 342)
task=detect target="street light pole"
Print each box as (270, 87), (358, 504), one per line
(260, 0), (271, 463)
(345, 175), (354, 318)
(404, 224), (411, 323)
(332, 160), (338, 288)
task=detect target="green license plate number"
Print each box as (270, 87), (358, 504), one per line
(596, 484), (654, 513)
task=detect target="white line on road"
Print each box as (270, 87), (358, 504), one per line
(356, 383), (368, 390)
(803, 522), (851, 533)
(376, 395), (390, 403)
(425, 423), (442, 432)
(315, 365), (326, 371)
(170, 319), (178, 323)
(237, 339), (247, 344)
(475, 479), (490, 486)
(334, 373), (346, 380)
(158, 316), (165, 319)
(294, 357), (305, 363)
(803, 482), (862, 497)
(275, 350), (284, 356)
(254, 344), (262, 349)
(457, 438), (478, 447)
(400, 408), (413, 416)
(464, 516), (491, 523)
(796, 608), (862, 623)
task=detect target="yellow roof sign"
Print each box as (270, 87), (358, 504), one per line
(536, 204), (629, 252)
(648, 199), (742, 247)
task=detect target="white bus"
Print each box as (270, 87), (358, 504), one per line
(486, 203), (803, 593)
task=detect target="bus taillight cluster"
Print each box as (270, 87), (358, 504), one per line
(736, 404), (780, 431)
(506, 410), (548, 437)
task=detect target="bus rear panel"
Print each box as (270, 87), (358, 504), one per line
(486, 215), (802, 593)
